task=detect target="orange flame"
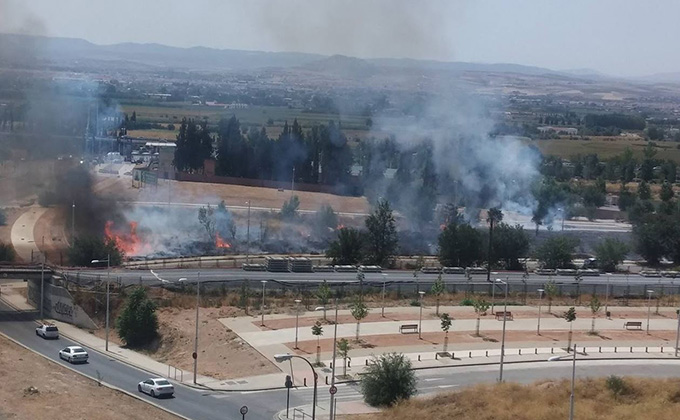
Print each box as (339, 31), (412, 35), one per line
(215, 232), (231, 249)
(105, 220), (148, 256)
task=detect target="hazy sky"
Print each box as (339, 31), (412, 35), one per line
(2, 0), (678, 77)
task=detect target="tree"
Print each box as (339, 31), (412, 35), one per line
(563, 307), (576, 350)
(638, 181), (651, 200)
(594, 238), (629, 272)
(364, 199), (398, 267)
(0, 241), (15, 262)
(535, 235), (579, 269)
(660, 182), (675, 202)
(116, 287), (159, 348)
(316, 280), (332, 321)
(67, 236), (123, 267)
(350, 297), (369, 341)
(440, 313), (452, 353)
(472, 298), (490, 337)
(633, 215), (669, 265)
(198, 205), (216, 243)
(360, 353), (417, 407)
(0, 209), (6, 226)
(281, 195), (300, 219)
(589, 296), (601, 334)
(326, 227), (363, 265)
(337, 338), (352, 377)
(544, 280), (558, 314)
(492, 223), (530, 270)
(311, 321), (323, 366)
(617, 184), (636, 211)
(431, 274), (445, 316)
(315, 205), (338, 236)
(485, 207), (503, 284)
(438, 222), (483, 267)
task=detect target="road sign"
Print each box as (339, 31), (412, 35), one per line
(285, 375), (293, 388)
(192, 352), (197, 359)
(329, 385), (337, 395)
(240, 406), (249, 415)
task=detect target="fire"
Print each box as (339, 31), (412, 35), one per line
(215, 233), (231, 249)
(105, 220), (148, 256)
(336, 224), (345, 230)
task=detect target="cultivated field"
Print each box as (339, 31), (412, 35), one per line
(352, 377), (680, 420)
(527, 137), (680, 162)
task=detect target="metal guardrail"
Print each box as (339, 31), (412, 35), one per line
(167, 365), (184, 382)
(292, 408), (313, 420)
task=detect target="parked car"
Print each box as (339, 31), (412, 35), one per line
(35, 324), (59, 339)
(59, 346), (89, 364)
(138, 378), (174, 398)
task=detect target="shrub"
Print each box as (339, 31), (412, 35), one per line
(361, 353), (417, 407)
(606, 375), (628, 397)
(0, 209), (6, 226)
(0, 242), (16, 262)
(67, 236), (123, 267)
(116, 287), (159, 348)
(459, 298), (475, 306)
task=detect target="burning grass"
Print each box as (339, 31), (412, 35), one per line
(352, 377), (680, 420)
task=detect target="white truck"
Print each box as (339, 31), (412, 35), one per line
(36, 324), (59, 339)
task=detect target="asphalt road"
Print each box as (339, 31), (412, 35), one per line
(62, 268), (676, 289)
(0, 300), (281, 420)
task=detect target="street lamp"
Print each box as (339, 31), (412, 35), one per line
(71, 201), (76, 239)
(329, 298), (339, 420)
(381, 273), (387, 318)
(245, 201), (251, 265)
(548, 343), (577, 420)
(418, 291), (425, 340)
(260, 280), (267, 326)
(91, 255), (110, 352)
(497, 278), (509, 382)
(294, 299), (302, 349)
(537, 288), (545, 335)
(675, 308), (680, 358)
(179, 274), (201, 384)
(646, 290), (654, 335)
(40, 254), (45, 320)
(490, 273), (499, 314)
(274, 353), (317, 420)
(605, 273), (611, 317)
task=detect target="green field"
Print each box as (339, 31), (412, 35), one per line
(527, 137), (680, 163)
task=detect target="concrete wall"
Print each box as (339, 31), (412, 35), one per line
(27, 279), (97, 329)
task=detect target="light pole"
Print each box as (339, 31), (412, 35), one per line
(605, 273), (611, 317)
(329, 298), (339, 420)
(91, 255), (110, 352)
(490, 273), (499, 314)
(548, 343), (577, 420)
(246, 201), (251, 264)
(179, 274), (201, 384)
(261, 280), (267, 326)
(294, 299), (302, 349)
(675, 308), (680, 358)
(537, 288), (545, 335)
(275, 354), (317, 420)
(40, 255), (45, 320)
(381, 273), (387, 318)
(498, 278), (509, 382)
(71, 201), (76, 239)
(418, 291), (425, 340)
(646, 290), (654, 335)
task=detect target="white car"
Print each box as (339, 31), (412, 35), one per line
(59, 346), (89, 364)
(138, 378), (174, 398)
(36, 324), (59, 339)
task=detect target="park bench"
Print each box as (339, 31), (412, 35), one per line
(399, 324), (419, 334)
(624, 321), (642, 330)
(495, 311), (513, 321)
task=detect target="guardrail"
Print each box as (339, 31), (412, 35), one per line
(292, 408), (313, 420)
(167, 365), (184, 382)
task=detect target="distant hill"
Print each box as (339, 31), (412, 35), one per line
(301, 54), (379, 78)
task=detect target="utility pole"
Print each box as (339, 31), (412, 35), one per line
(329, 299), (339, 420)
(246, 201), (251, 264)
(40, 255), (45, 320)
(71, 201), (76, 239)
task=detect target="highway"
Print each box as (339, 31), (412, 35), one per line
(61, 268), (678, 289)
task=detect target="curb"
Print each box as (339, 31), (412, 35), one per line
(0, 329), (190, 420)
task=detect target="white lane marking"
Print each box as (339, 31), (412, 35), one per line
(438, 385), (459, 389)
(149, 269), (170, 284)
(423, 378), (443, 382)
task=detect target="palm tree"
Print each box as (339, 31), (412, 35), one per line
(486, 207), (503, 284)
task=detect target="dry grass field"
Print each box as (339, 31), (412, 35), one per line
(352, 377), (680, 420)
(528, 137), (680, 162)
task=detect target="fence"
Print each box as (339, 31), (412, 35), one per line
(167, 365), (184, 382)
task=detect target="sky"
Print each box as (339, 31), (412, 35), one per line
(2, 0), (679, 77)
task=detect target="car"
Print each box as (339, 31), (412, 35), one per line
(36, 324), (59, 339)
(138, 378), (174, 398)
(59, 346), (89, 363)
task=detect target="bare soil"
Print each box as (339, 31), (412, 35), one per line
(288, 329), (678, 354)
(34, 206), (70, 265)
(0, 335), (175, 420)
(95, 306), (278, 380)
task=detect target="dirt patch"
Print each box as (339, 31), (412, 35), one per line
(95, 306), (277, 380)
(0, 335), (175, 420)
(287, 329), (678, 354)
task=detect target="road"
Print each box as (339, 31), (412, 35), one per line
(61, 268), (676, 289)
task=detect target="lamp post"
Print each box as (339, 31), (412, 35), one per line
(537, 288), (545, 335)
(245, 201), (251, 265)
(40, 255), (45, 320)
(497, 278), (509, 382)
(418, 291), (425, 340)
(179, 273), (201, 384)
(605, 273), (611, 317)
(675, 308), (680, 358)
(260, 280), (267, 326)
(329, 299), (339, 420)
(548, 343), (577, 420)
(381, 273), (387, 318)
(91, 255), (110, 351)
(71, 201), (76, 239)
(646, 290), (654, 335)
(490, 272), (499, 314)
(294, 299), (302, 349)
(275, 354), (317, 420)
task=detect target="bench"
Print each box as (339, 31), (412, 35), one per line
(624, 321), (642, 330)
(495, 311), (514, 321)
(399, 324), (419, 334)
